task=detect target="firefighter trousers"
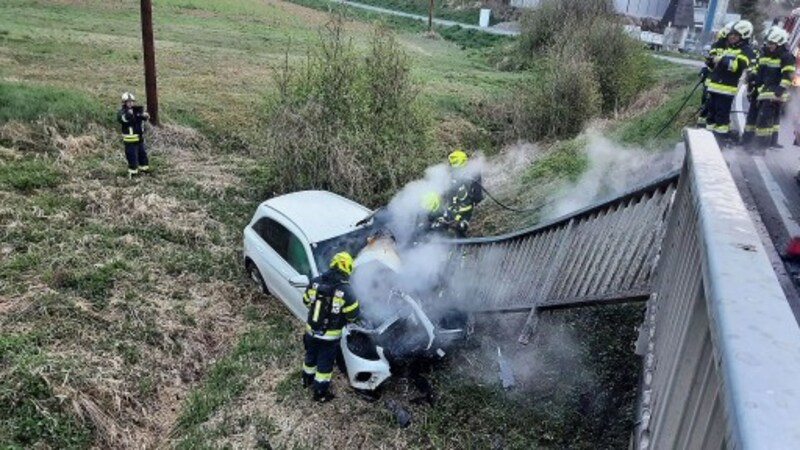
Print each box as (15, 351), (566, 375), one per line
(742, 95), (759, 144)
(705, 92), (734, 137)
(124, 140), (149, 174)
(755, 100), (781, 148)
(303, 333), (338, 395)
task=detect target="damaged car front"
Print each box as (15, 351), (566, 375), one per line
(244, 190), (467, 394)
(339, 232), (467, 392)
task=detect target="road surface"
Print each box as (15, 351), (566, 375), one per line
(725, 105), (800, 322)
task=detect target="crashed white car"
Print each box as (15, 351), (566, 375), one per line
(243, 190), (463, 392)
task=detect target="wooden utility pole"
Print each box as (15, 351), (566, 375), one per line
(428, 0), (433, 33)
(140, 0), (159, 125)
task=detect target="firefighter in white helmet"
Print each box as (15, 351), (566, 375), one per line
(750, 27), (795, 149)
(705, 21), (757, 144)
(698, 22), (736, 127)
(117, 92), (151, 177)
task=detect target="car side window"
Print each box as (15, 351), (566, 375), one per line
(252, 217), (311, 277)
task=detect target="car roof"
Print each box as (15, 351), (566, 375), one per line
(262, 190), (372, 244)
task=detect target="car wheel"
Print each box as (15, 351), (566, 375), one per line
(246, 260), (268, 295)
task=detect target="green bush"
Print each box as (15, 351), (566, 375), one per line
(264, 19), (435, 206)
(518, 0), (613, 58)
(517, 0), (650, 115)
(520, 50), (602, 140)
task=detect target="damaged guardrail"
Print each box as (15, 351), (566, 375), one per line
(447, 170), (678, 343)
(634, 129), (800, 449)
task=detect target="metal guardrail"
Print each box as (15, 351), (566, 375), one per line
(634, 129), (800, 449)
(447, 171), (678, 341)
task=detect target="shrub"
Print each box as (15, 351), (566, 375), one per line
(518, 0), (614, 58)
(264, 18), (434, 206)
(517, 0), (651, 115)
(522, 49), (602, 140)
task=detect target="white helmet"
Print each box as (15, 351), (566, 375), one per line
(730, 20), (754, 40)
(121, 92), (135, 102)
(718, 21), (736, 39)
(766, 27), (789, 46)
(761, 25), (778, 41)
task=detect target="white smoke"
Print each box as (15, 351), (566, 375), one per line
(544, 131), (683, 219)
(350, 133), (680, 361)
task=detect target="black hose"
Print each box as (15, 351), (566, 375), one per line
(479, 183), (558, 213)
(652, 78), (705, 139)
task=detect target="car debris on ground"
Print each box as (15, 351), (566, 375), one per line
(385, 399), (412, 428)
(497, 346), (515, 389)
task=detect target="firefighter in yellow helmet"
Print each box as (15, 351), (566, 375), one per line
(414, 191), (448, 242)
(301, 251), (360, 402)
(445, 149), (483, 237)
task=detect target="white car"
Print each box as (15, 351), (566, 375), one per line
(243, 191), (462, 392)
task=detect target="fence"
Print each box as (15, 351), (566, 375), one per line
(633, 129), (800, 448)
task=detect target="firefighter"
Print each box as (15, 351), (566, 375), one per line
(742, 27), (776, 145)
(117, 92), (150, 177)
(444, 149), (483, 238)
(699, 22), (734, 128)
(752, 27), (795, 149)
(414, 191), (450, 243)
(301, 251), (360, 402)
(705, 21), (756, 144)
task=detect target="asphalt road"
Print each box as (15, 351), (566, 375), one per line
(725, 106), (800, 323)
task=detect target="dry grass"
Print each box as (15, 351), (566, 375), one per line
(0, 119), (261, 448)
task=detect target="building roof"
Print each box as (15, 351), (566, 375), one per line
(262, 190), (372, 244)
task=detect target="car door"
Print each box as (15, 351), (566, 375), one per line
(249, 215), (315, 321)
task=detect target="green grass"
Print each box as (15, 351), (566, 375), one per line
(0, 81), (107, 127)
(523, 138), (589, 183)
(0, 0), (699, 447)
(343, 0), (496, 26)
(0, 0), (515, 142)
(0, 158), (62, 191)
(613, 68), (701, 148)
(174, 320), (296, 442)
(50, 260), (129, 309)
(0, 333), (93, 449)
(284, 0), (509, 49)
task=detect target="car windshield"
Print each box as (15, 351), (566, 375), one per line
(312, 221), (378, 273)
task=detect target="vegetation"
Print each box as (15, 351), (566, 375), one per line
(265, 19), (434, 206)
(284, 0), (509, 50)
(341, 0), (496, 25)
(0, 0), (697, 447)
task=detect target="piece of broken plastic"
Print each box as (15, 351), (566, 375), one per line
(497, 346), (515, 389)
(385, 399), (412, 428)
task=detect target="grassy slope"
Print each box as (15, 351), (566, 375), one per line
(1, 0), (694, 448)
(0, 0), (520, 448)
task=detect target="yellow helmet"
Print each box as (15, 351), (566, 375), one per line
(421, 192), (441, 212)
(448, 149), (468, 168)
(330, 251), (353, 275)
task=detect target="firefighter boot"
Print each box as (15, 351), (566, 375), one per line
(770, 132), (783, 149)
(313, 389), (335, 403)
(741, 130), (755, 147)
(302, 372), (314, 389)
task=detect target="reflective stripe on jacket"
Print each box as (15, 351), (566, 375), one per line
(707, 42), (756, 97)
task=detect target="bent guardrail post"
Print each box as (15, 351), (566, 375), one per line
(634, 129), (800, 449)
(517, 218), (575, 344)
